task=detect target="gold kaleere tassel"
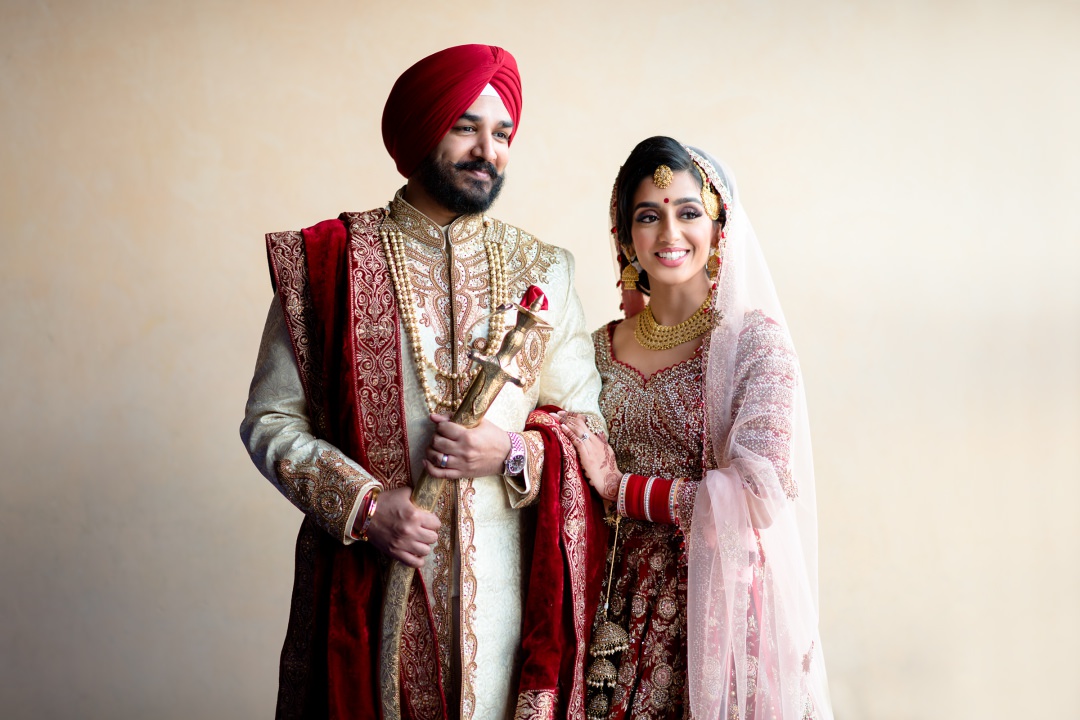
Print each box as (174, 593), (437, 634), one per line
(585, 515), (629, 717)
(586, 690), (611, 720)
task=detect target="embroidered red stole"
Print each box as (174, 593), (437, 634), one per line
(516, 409), (608, 720)
(266, 211), (445, 720)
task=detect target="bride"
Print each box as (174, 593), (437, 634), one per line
(558, 136), (832, 719)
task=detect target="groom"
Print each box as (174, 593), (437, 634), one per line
(241, 44), (604, 719)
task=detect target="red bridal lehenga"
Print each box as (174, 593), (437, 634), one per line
(588, 319), (780, 719)
(589, 322), (704, 717)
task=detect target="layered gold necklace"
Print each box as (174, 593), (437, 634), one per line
(380, 217), (508, 413)
(634, 294), (713, 351)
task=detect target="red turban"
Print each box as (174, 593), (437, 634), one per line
(382, 44), (523, 178)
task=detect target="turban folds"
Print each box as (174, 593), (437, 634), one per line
(382, 44), (523, 178)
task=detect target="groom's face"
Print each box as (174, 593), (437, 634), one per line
(417, 95), (512, 215)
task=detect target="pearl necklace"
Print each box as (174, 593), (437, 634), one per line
(380, 217), (508, 413)
(634, 294), (713, 351)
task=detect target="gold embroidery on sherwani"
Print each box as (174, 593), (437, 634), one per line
(388, 196), (492, 408)
(400, 582), (446, 720)
(497, 221), (557, 389)
(457, 478), (479, 719)
(431, 483), (455, 688)
(389, 198), (488, 715)
(388, 196), (565, 716)
(274, 451), (366, 541)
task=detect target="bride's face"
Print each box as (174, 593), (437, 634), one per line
(629, 169), (717, 292)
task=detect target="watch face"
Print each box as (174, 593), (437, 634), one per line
(505, 453), (526, 476)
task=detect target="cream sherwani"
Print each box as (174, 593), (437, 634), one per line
(241, 194), (603, 719)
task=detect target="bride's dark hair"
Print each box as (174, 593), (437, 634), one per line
(613, 136), (725, 296)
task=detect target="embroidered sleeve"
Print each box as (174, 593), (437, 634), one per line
(730, 311), (799, 501)
(535, 249), (605, 433)
(675, 478), (699, 531)
(505, 430), (545, 508)
(240, 299), (381, 544)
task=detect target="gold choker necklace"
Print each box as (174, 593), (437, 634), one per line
(634, 295), (712, 351)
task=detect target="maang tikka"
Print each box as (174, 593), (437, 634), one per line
(652, 164), (673, 189)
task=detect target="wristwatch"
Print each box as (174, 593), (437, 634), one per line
(503, 432), (526, 476)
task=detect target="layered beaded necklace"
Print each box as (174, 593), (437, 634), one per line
(380, 216), (509, 413)
(634, 293), (713, 351)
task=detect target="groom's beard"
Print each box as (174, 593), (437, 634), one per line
(417, 156), (506, 215)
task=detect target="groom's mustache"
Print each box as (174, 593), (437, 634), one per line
(454, 159), (498, 179)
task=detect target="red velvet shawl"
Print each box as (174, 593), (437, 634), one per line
(516, 409), (608, 719)
(267, 211), (445, 720)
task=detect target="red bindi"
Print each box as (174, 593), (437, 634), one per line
(663, 198), (669, 203)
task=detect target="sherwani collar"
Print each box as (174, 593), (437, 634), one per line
(389, 190), (487, 249)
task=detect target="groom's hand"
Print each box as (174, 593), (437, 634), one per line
(424, 414), (512, 479)
(363, 487), (440, 568)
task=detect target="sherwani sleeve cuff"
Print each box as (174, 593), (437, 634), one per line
(240, 299), (382, 544)
(505, 430), (546, 509)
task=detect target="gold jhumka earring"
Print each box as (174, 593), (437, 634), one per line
(620, 262), (639, 291)
(708, 245), (722, 281)
(585, 515), (629, 719)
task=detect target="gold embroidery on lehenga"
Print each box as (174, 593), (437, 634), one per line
(595, 323), (704, 481)
(591, 322), (704, 718)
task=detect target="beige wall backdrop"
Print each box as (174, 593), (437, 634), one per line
(2, 0), (1078, 718)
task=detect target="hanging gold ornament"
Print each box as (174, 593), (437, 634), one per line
(585, 656), (618, 689)
(584, 515), (629, 715)
(590, 618), (630, 657)
(707, 251), (721, 281)
(692, 159), (721, 221)
(586, 690), (611, 720)
(620, 263), (639, 292)
(652, 164), (673, 189)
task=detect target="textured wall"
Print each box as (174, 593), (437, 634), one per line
(2, 0), (1077, 717)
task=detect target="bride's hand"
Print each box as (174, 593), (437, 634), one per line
(557, 411), (621, 502)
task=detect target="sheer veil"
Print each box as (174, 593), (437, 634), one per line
(613, 146), (832, 719)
